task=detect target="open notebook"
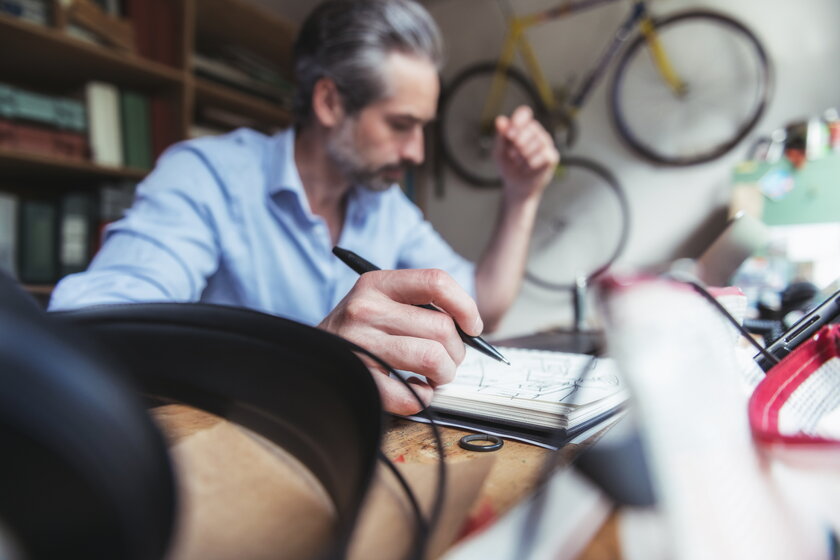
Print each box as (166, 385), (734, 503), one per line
(410, 347), (629, 448)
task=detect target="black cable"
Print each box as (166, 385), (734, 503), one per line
(341, 340), (447, 560)
(664, 272), (780, 368)
(377, 450), (429, 543)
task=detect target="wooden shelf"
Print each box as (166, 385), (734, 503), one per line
(0, 1), (296, 287)
(0, 148), (148, 184)
(22, 284), (54, 295)
(0, 13), (184, 91)
(193, 78), (292, 128)
(195, 0), (296, 75)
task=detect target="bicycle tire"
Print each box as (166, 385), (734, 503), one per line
(438, 62), (550, 187)
(610, 10), (772, 166)
(525, 156), (630, 291)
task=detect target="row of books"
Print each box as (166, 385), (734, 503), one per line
(0, 0), (49, 25)
(124, 0), (178, 66)
(0, 182), (135, 285)
(0, 83), (86, 132)
(0, 119), (88, 161)
(85, 81), (154, 169)
(1, 0), (175, 67)
(192, 46), (294, 108)
(0, 81), (157, 170)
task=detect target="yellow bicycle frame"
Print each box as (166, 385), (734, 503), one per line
(479, 0), (687, 135)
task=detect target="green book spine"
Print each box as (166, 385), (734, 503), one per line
(119, 89), (153, 170)
(18, 199), (57, 284)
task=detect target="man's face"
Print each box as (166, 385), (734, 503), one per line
(326, 52), (439, 191)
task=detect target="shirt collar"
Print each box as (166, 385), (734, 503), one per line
(267, 126), (392, 225)
(268, 127), (305, 199)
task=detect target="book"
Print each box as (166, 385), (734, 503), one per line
(84, 81), (122, 166)
(0, 83), (87, 132)
(150, 0), (179, 67)
(64, 0), (134, 51)
(0, 192), (18, 278)
(149, 96), (177, 159)
(0, 0), (49, 25)
(414, 347), (629, 448)
(119, 89), (152, 169)
(0, 118), (88, 161)
(96, 181), (135, 248)
(58, 191), (96, 277)
(192, 53), (289, 105)
(17, 198), (57, 284)
(122, 0), (152, 60)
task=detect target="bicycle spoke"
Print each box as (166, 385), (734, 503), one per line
(526, 158), (628, 290)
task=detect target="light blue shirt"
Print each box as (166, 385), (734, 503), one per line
(49, 128), (475, 325)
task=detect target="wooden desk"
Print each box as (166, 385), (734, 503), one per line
(381, 417), (620, 559)
(154, 405), (620, 559)
(384, 417), (589, 515)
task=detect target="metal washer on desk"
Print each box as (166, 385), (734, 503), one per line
(459, 433), (503, 452)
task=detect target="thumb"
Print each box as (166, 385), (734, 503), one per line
(495, 114), (510, 135)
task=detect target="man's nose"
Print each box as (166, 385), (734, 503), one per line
(401, 127), (424, 165)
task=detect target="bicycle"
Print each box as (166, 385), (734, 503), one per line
(438, 0), (773, 187)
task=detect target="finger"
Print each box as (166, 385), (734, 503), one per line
(524, 151), (551, 170)
(495, 114), (510, 135)
(371, 372), (434, 415)
(345, 297), (467, 366)
(503, 106), (536, 142)
(368, 269), (483, 336)
(511, 130), (548, 161)
(511, 105), (533, 127)
(363, 333), (459, 386)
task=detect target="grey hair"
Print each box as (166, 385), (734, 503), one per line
(292, 0), (444, 127)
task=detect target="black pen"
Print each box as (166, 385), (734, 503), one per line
(333, 246), (510, 365)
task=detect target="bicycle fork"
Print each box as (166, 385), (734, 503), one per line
(570, 1), (686, 111)
(638, 18), (687, 97)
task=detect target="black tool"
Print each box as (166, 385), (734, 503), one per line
(755, 288), (840, 371)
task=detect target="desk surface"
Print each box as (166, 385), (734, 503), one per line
(155, 405), (621, 559)
(381, 417), (620, 558)
(383, 417), (589, 514)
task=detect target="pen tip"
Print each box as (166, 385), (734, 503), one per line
(501, 357), (511, 365)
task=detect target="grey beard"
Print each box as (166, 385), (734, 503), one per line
(325, 121), (395, 192)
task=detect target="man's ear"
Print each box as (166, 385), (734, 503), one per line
(312, 77), (345, 128)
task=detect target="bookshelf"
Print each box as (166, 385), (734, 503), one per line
(0, 0), (296, 298)
(0, 147), (149, 183)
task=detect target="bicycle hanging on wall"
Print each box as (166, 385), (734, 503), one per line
(437, 0), (771, 292)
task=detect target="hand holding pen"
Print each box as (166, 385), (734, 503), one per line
(333, 247), (509, 365)
(317, 247), (505, 415)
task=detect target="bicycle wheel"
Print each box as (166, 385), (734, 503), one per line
(525, 157), (630, 291)
(610, 11), (771, 166)
(438, 62), (550, 187)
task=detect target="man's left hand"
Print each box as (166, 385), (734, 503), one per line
(493, 105), (559, 202)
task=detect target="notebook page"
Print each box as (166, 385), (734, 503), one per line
(431, 347), (627, 427)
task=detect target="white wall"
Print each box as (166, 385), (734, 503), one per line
(421, 0), (840, 336)
(256, 0), (840, 336)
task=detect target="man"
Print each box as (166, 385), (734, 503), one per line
(50, 0), (558, 414)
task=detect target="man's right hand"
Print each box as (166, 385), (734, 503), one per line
(318, 269), (483, 416)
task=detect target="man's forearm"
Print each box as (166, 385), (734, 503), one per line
(474, 192), (542, 332)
